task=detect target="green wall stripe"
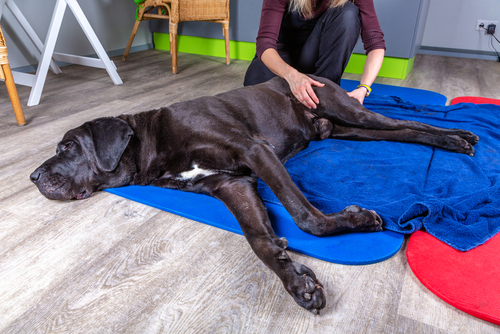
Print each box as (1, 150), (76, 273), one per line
(154, 32), (256, 61)
(344, 54), (415, 80)
(153, 32), (414, 79)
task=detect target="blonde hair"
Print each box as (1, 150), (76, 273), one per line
(289, 0), (353, 18)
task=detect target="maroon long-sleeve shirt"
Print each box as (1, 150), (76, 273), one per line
(256, 0), (386, 59)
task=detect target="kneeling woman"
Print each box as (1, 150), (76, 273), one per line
(244, 0), (385, 108)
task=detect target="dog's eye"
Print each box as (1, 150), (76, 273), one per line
(60, 141), (74, 151)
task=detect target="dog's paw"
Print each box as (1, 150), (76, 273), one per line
(283, 262), (326, 314)
(454, 130), (479, 146)
(447, 135), (476, 157)
(339, 205), (384, 232)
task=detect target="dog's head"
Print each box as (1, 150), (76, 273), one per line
(30, 117), (135, 200)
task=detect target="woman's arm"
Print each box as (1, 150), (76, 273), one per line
(261, 48), (324, 109)
(351, 0), (386, 104)
(347, 48), (385, 104)
(257, 0), (324, 109)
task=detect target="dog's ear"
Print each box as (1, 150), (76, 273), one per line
(84, 117), (134, 172)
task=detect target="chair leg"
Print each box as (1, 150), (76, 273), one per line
(123, 5), (146, 61)
(2, 64), (26, 126)
(123, 19), (142, 61)
(169, 22), (178, 74)
(222, 22), (230, 65)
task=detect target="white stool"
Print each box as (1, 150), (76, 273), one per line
(0, 0), (123, 106)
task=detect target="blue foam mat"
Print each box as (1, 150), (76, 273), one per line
(106, 186), (404, 265)
(340, 79), (447, 106)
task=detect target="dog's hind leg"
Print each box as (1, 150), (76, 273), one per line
(311, 78), (479, 148)
(194, 174), (326, 314)
(329, 124), (476, 156)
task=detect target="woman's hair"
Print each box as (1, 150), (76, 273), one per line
(289, 0), (353, 18)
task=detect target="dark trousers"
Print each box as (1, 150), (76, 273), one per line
(243, 2), (361, 86)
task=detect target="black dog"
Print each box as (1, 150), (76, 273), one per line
(30, 76), (478, 314)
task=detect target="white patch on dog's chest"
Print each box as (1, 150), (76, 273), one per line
(176, 164), (217, 181)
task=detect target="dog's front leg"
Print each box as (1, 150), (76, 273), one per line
(244, 144), (383, 235)
(196, 174), (325, 314)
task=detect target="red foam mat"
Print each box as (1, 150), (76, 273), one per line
(451, 96), (500, 105)
(407, 230), (500, 325)
(408, 95), (500, 325)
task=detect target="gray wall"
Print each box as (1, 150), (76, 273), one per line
(1, 0), (151, 69)
(352, 0), (430, 58)
(152, 0), (430, 59)
(421, 0), (500, 59)
(149, 0), (260, 43)
(2, 0), (498, 70)
(152, 0), (499, 60)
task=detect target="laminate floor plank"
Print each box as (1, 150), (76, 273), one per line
(0, 195), (163, 326)
(398, 266), (498, 333)
(0, 50), (498, 333)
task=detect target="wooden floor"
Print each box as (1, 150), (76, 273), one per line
(0, 51), (499, 333)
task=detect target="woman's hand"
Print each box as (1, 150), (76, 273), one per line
(284, 70), (325, 109)
(348, 48), (385, 105)
(261, 49), (324, 109)
(347, 87), (367, 105)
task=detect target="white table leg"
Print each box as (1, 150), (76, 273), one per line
(27, 0), (66, 106)
(65, 0), (122, 85)
(5, 0), (123, 106)
(5, 0), (61, 74)
(0, 0), (6, 18)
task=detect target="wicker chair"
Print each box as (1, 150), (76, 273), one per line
(0, 25), (25, 126)
(123, 0), (230, 74)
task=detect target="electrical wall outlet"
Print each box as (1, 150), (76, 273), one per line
(475, 20), (499, 32)
(487, 24), (496, 35)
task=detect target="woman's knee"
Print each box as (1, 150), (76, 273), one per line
(243, 55), (276, 86)
(322, 2), (361, 36)
(340, 3), (361, 34)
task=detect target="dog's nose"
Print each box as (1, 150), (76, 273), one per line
(30, 170), (41, 183)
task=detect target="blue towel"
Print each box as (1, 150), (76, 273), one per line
(340, 79), (448, 106)
(257, 96), (500, 251)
